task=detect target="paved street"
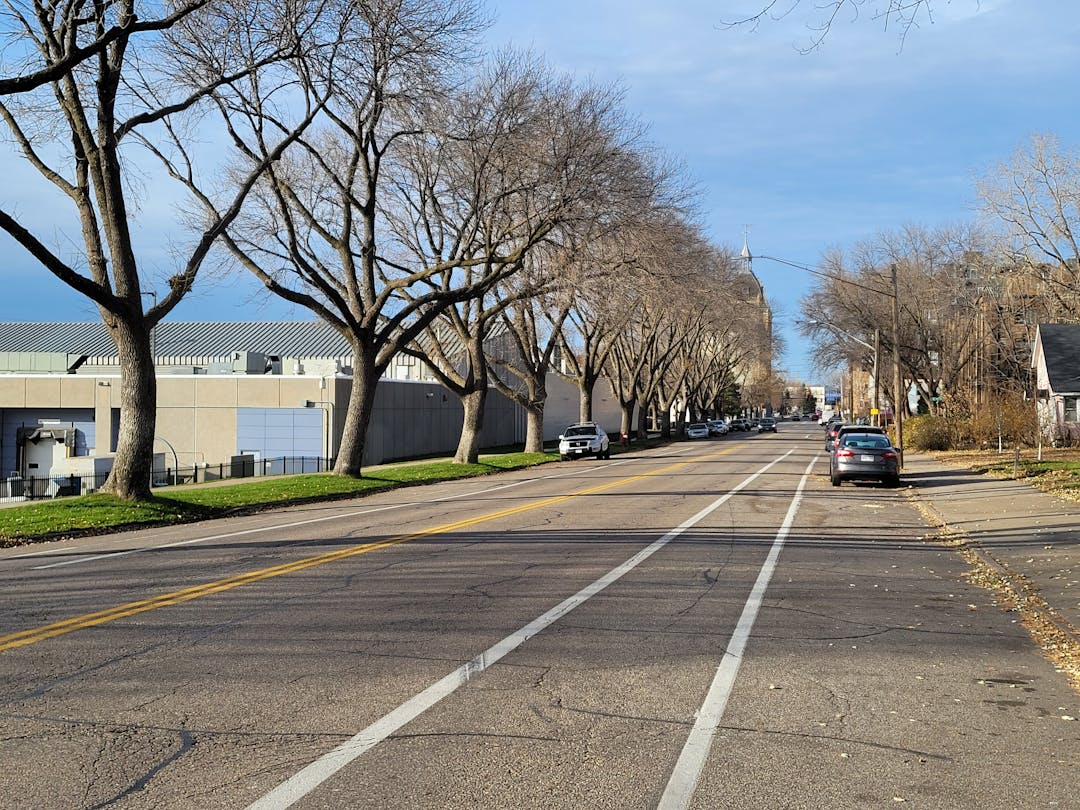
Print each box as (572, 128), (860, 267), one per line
(0, 425), (1076, 809)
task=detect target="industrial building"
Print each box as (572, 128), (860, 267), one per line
(0, 321), (616, 498)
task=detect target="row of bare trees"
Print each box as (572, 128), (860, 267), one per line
(800, 133), (1080, 419)
(0, 0), (769, 499)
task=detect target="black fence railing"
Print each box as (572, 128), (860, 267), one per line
(0, 456), (332, 504)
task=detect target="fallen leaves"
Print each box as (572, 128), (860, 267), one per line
(905, 493), (1080, 695)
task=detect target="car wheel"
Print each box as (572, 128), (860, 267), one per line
(831, 472), (841, 487)
(886, 475), (900, 488)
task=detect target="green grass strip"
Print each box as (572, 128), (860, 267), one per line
(0, 451), (557, 546)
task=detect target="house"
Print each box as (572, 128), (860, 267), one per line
(1031, 323), (1080, 443)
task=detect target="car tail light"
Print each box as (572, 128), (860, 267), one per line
(882, 450), (897, 460)
(835, 448), (855, 458)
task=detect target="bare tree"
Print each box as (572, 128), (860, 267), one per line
(554, 152), (698, 425)
(978, 133), (1080, 320)
(464, 78), (656, 455)
(213, 0), (493, 477)
(391, 54), (611, 463)
(0, 0), (309, 499)
(801, 224), (994, 413)
(0, 0), (210, 94)
(723, 1), (957, 51)
(556, 244), (635, 424)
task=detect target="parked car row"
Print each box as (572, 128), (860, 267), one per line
(556, 415), (900, 487)
(686, 417), (779, 439)
(554, 415), (787, 462)
(822, 417), (899, 487)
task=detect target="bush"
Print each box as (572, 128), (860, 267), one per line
(897, 395), (1039, 451)
(904, 414), (954, 451)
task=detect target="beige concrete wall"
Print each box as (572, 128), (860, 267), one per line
(59, 376), (95, 407)
(24, 377), (62, 407)
(93, 379), (118, 454)
(0, 377), (27, 408)
(157, 375), (329, 465)
(543, 375), (621, 440)
(1, 371), (605, 467)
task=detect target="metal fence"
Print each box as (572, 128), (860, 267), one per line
(0, 455), (331, 504)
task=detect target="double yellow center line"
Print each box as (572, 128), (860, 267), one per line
(1, 448), (739, 653)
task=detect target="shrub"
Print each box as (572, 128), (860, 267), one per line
(904, 414), (954, 451)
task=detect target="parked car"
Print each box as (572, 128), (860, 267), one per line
(757, 417), (777, 433)
(828, 423), (886, 453)
(686, 422), (710, 439)
(558, 422), (610, 460)
(830, 432), (899, 487)
(707, 419), (729, 436)
(823, 421), (846, 450)
(790, 413), (801, 421)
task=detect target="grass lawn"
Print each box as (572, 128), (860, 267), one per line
(0, 451), (558, 547)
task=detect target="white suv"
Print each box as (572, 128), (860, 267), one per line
(558, 422), (611, 460)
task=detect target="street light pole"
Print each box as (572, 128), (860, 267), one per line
(802, 318), (877, 424)
(748, 247), (903, 468)
(872, 327), (881, 427)
(891, 264), (904, 469)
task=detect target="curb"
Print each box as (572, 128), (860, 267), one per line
(904, 486), (1080, 693)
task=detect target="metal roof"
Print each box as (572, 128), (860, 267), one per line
(0, 321), (353, 358)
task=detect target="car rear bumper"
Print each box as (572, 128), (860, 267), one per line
(834, 461), (898, 479)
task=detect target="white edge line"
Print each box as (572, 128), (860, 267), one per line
(246, 449), (796, 810)
(656, 454), (820, 810)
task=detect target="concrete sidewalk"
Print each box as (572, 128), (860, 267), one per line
(901, 451), (1080, 659)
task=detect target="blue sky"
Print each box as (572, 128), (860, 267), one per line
(3, 0), (1080, 383)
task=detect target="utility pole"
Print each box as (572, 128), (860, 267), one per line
(891, 264), (904, 469)
(872, 327), (881, 427)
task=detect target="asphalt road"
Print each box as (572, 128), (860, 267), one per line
(0, 426), (1076, 809)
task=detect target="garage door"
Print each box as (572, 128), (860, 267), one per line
(236, 408), (324, 461)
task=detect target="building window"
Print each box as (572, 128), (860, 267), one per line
(1071, 398), (1080, 423)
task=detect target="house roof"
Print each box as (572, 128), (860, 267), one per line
(1035, 323), (1080, 395)
(0, 321), (353, 358)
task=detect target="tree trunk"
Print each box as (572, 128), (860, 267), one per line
(334, 349), (379, 477)
(619, 401), (634, 439)
(100, 317), (157, 501)
(578, 384), (593, 423)
(524, 400), (545, 453)
(455, 387), (486, 464)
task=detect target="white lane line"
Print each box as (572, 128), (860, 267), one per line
(246, 449), (797, 810)
(657, 454), (819, 810)
(26, 458), (641, 571)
